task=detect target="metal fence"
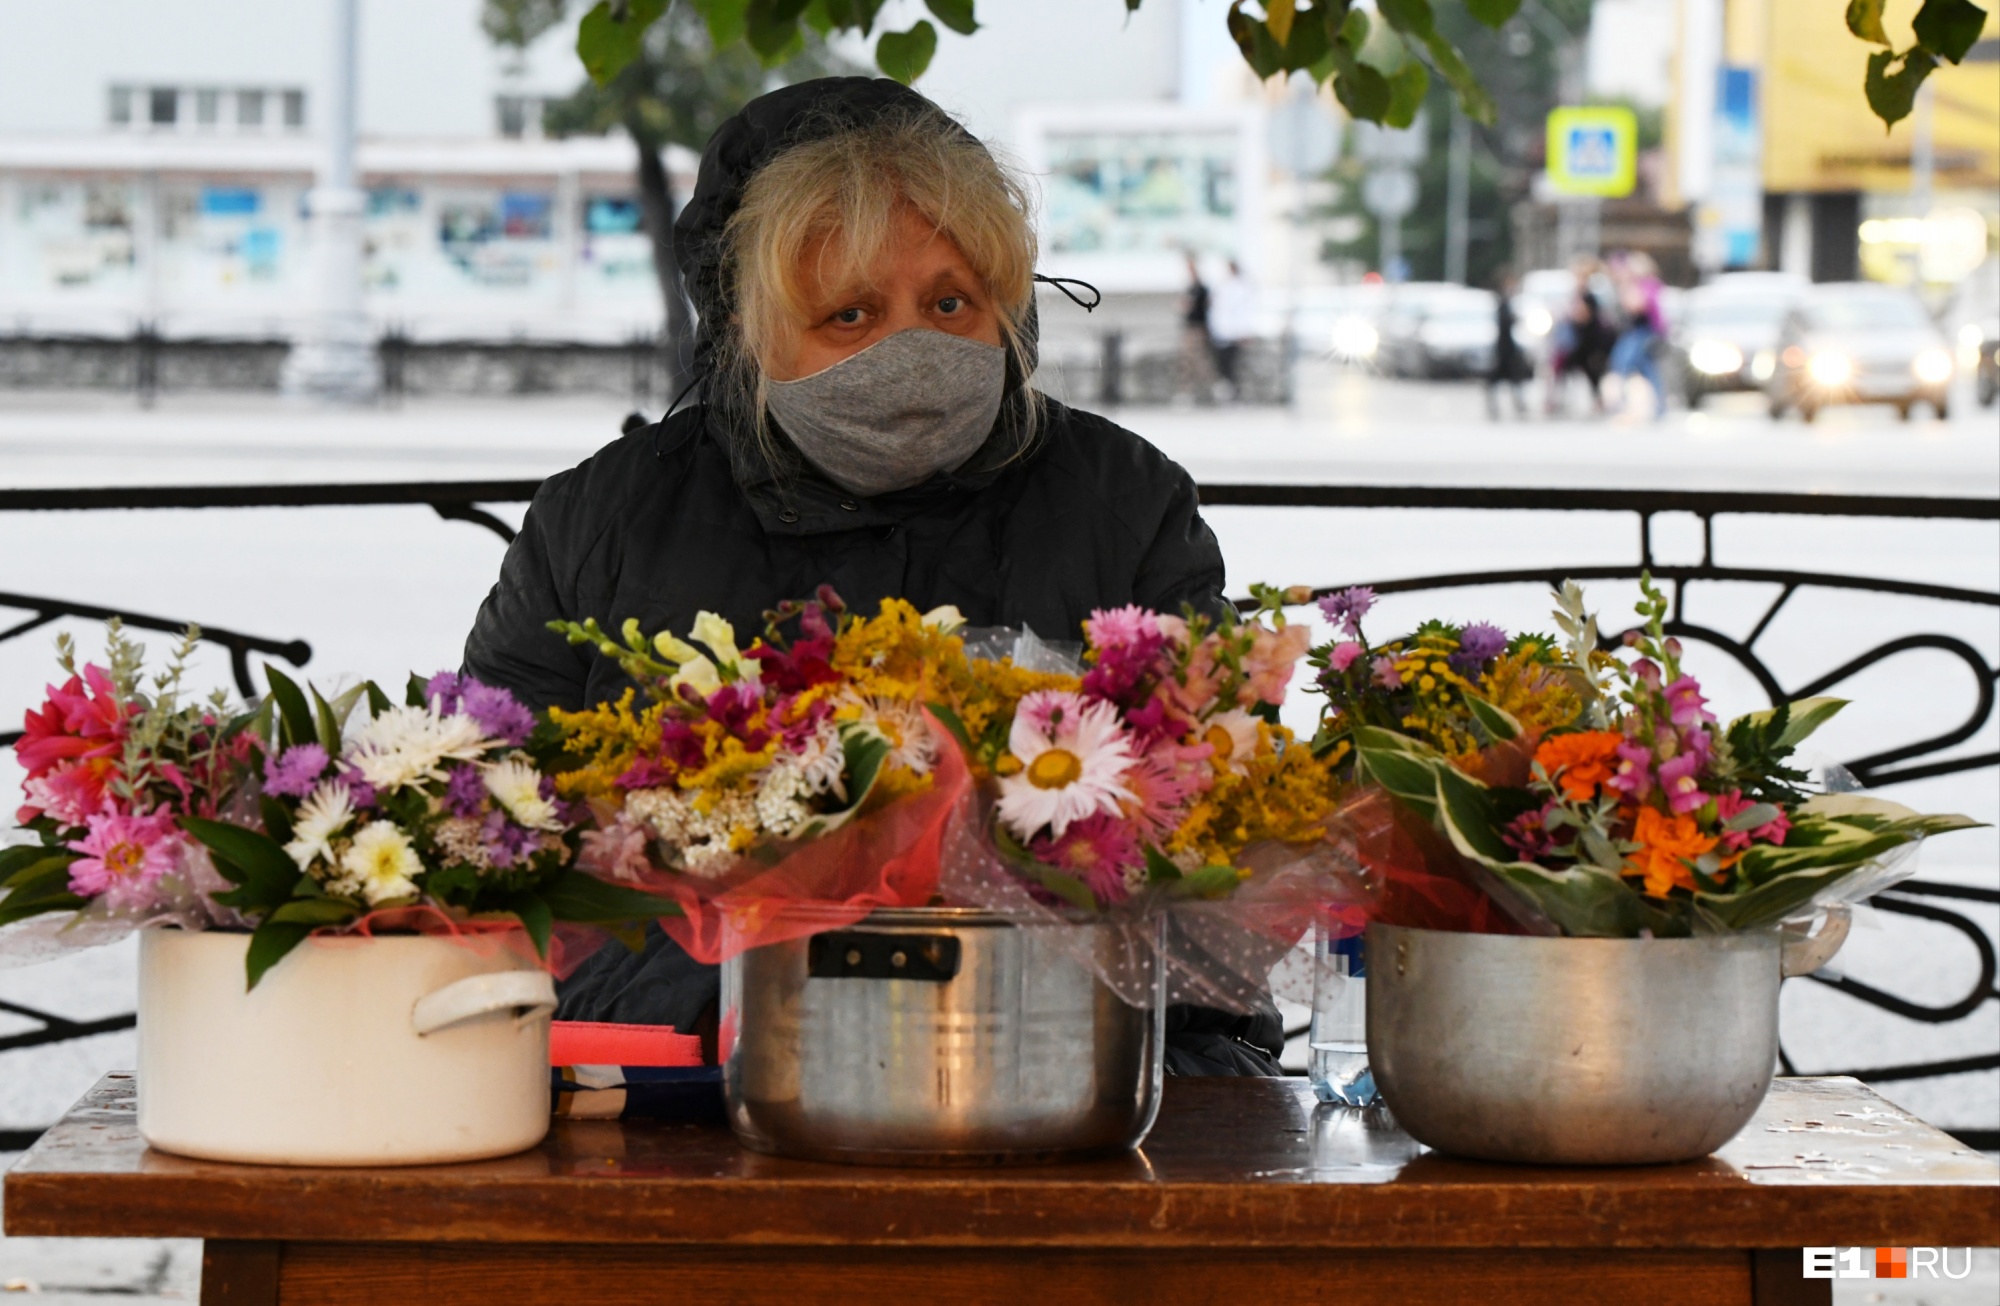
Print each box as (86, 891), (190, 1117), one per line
(1, 477), (1994, 1149)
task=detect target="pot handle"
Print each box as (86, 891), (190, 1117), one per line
(412, 970), (557, 1037)
(1780, 905), (1852, 979)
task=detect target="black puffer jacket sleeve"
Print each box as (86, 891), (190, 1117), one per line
(462, 474), (594, 712)
(1132, 463), (1228, 622)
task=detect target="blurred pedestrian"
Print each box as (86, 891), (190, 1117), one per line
(1609, 251), (1668, 420)
(1487, 270), (1529, 420)
(1547, 256), (1611, 415)
(1209, 258), (1258, 401)
(1176, 251), (1218, 405)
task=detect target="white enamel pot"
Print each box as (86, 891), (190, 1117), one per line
(137, 928), (556, 1166)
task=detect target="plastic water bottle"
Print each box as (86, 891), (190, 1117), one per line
(1309, 927), (1379, 1106)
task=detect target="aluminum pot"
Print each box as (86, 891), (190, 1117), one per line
(722, 907), (1165, 1165)
(139, 928), (556, 1166)
(1366, 917), (1847, 1165)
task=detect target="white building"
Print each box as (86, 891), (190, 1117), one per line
(0, 0), (1332, 342)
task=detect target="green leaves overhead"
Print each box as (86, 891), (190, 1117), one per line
(577, 0), (670, 84)
(875, 20), (940, 83)
(1852, 0), (1993, 128)
(1913, 0), (1989, 62)
(924, 0), (979, 37)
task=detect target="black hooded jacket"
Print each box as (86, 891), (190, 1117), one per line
(462, 78), (1282, 1075)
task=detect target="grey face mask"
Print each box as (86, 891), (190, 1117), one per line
(765, 328), (1006, 498)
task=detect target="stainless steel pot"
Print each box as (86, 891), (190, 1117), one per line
(1366, 918), (1846, 1165)
(722, 907), (1164, 1165)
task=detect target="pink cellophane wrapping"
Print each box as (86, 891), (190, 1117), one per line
(937, 789), (1379, 1014)
(611, 718), (973, 967)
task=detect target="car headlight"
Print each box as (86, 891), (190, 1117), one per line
(1913, 348), (1954, 385)
(1750, 349), (1777, 381)
(1807, 351), (1852, 387)
(1331, 318), (1379, 360)
(1688, 339), (1744, 375)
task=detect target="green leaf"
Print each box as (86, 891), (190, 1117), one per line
(1227, 0), (1287, 78)
(266, 898), (360, 927)
(1775, 697), (1846, 750)
(0, 843), (62, 884)
(541, 872), (685, 923)
(1865, 47), (1938, 127)
(1913, 0), (1988, 62)
(1033, 865), (1100, 911)
(262, 666), (316, 751)
(1464, 691), (1523, 743)
(1143, 843), (1183, 883)
(837, 725), (892, 812)
(0, 857), (88, 929)
(509, 894), (555, 957)
(1418, 28), (1495, 124)
(746, 0), (813, 58)
(244, 920), (313, 990)
(364, 680), (393, 717)
(181, 816), (301, 903)
(875, 19), (938, 82)
(923, 0), (978, 36)
(1353, 726), (1445, 820)
(1846, 0), (1891, 44)
(691, 0), (750, 46)
(576, 0), (670, 85)
(1265, 0), (1297, 45)
(259, 795), (296, 846)
(405, 672), (432, 709)
(925, 701), (973, 754)
(1381, 58), (1428, 128)
(311, 687), (344, 754)
(1465, 0), (1521, 26)
(1170, 864), (1244, 899)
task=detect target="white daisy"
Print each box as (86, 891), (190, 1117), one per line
(345, 703), (498, 792)
(995, 691), (1137, 842)
(284, 781), (354, 872)
(481, 757), (564, 830)
(790, 719), (849, 800)
(840, 694), (938, 777)
(338, 820), (423, 905)
(1200, 709), (1262, 775)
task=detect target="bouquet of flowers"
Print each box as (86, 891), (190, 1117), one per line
(2, 625), (678, 986)
(1309, 578), (1980, 937)
(546, 591), (1002, 958)
(954, 585), (1342, 912)
(2, 624), (251, 941)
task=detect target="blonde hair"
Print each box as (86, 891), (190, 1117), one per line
(717, 104), (1042, 462)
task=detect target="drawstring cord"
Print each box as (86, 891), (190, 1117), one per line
(1034, 273), (1102, 312)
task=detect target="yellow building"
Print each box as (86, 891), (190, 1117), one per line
(1674, 0), (1998, 282)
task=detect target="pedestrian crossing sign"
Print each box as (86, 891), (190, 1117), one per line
(1546, 106), (1638, 197)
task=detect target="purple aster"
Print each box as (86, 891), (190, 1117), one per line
(1451, 622), (1508, 670)
(1317, 586), (1377, 638)
(337, 766), (379, 810)
(482, 812), (540, 870)
(423, 670), (466, 711)
(443, 763), (488, 817)
(459, 679), (536, 746)
(262, 743), (328, 799)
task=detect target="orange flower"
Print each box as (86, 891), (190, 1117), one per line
(1534, 730), (1624, 802)
(1625, 805), (1717, 896)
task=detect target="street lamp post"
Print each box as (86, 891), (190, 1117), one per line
(282, 0), (379, 402)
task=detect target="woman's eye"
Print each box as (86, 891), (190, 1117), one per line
(937, 296), (962, 314)
(832, 308), (865, 326)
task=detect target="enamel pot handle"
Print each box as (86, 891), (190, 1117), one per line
(411, 970), (557, 1037)
(1780, 905), (1852, 979)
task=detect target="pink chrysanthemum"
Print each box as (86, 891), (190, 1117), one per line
(1032, 812), (1145, 906)
(997, 691), (1137, 841)
(65, 811), (182, 910)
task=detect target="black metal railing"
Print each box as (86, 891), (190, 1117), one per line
(1, 476), (1995, 1150)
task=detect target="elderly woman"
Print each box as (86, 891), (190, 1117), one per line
(464, 77), (1280, 1076)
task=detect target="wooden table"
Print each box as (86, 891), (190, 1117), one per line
(5, 1075), (1994, 1306)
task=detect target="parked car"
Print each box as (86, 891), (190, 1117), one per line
(1767, 283), (1955, 422)
(1676, 277), (1804, 407)
(1376, 285), (1500, 378)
